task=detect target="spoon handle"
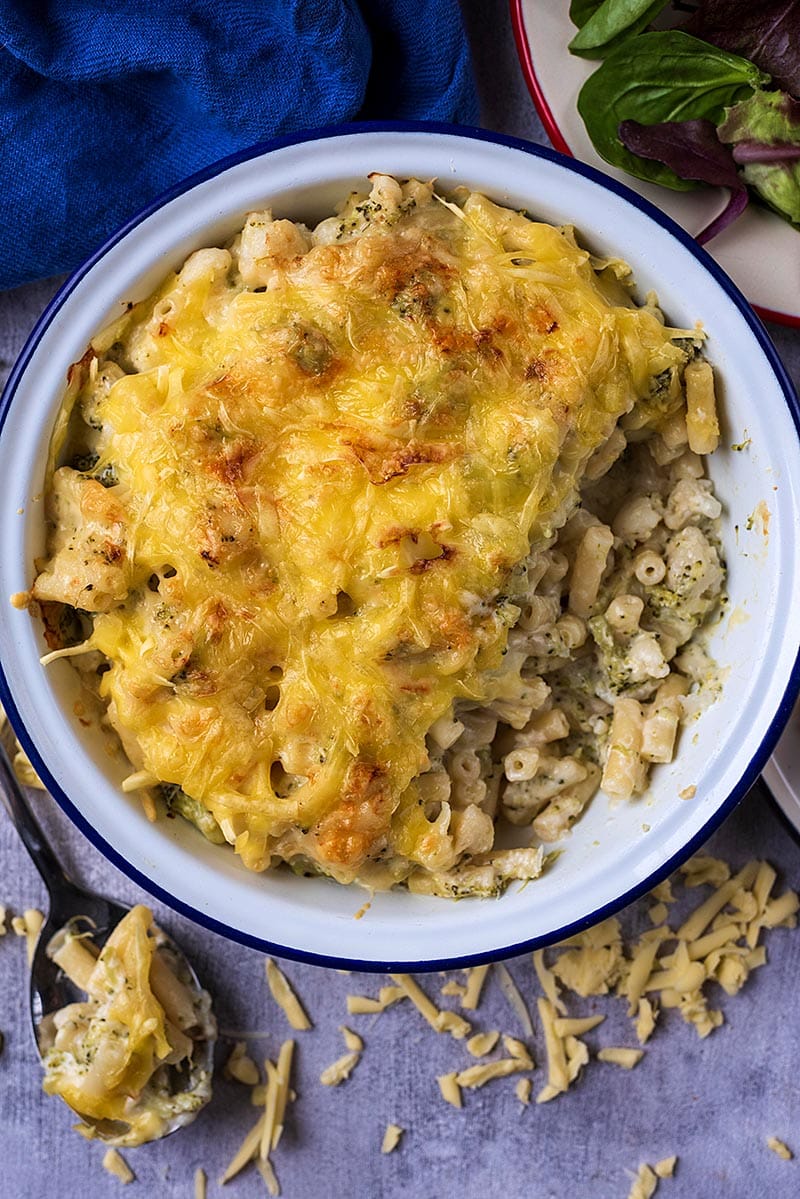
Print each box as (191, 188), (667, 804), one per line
(0, 738), (73, 900)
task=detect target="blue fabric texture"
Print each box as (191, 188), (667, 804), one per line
(0, 1), (478, 289)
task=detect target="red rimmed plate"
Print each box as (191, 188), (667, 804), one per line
(510, 0), (800, 329)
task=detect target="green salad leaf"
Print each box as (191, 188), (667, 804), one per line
(719, 89), (800, 226)
(577, 30), (769, 189)
(569, 0), (670, 59)
(569, 0), (605, 28)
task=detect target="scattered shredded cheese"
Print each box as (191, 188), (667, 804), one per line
(564, 1035), (588, 1084)
(381, 1124), (404, 1154)
(597, 1047), (644, 1070)
(461, 964), (491, 1010)
(225, 1041), (260, 1086)
(221, 1038), (295, 1189)
(320, 1051), (360, 1087)
(346, 985), (406, 1015)
(502, 1035), (532, 1064)
(194, 1167), (207, 1199)
(259, 1060), (281, 1164)
(650, 880), (674, 904)
(680, 855), (729, 889)
(676, 862), (758, 942)
(466, 1030), (500, 1058)
(388, 973), (470, 1039)
(102, 1149), (134, 1185)
(221, 1107), (266, 1184)
(654, 1156), (677, 1179)
(551, 918), (625, 997)
(436, 1072), (462, 1109)
(635, 998), (657, 1045)
(11, 908), (43, 965)
(256, 1157), (280, 1196)
(536, 998), (569, 1101)
(265, 959), (312, 1030)
(221, 1112), (264, 1182)
(532, 950), (566, 1015)
(553, 1015), (605, 1037)
(456, 1057), (530, 1090)
(271, 1040), (295, 1150)
(627, 1163), (659, 1199)
(50, 850), (799, 1188)
(0, 905), (6, 936)
(339, 1026), (363, 1053)
(625, 932), (669, 1016)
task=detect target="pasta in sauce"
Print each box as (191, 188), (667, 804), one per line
(27, 175), (725, 897)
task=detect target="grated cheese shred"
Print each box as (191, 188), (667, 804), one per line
(536, 998), (569, 1102)
(456, 1057), (531, 1090)
(553, 1015), (605, 1037)
(102, 1149), (134, 1185)
(436, 1072), (462, 1109)
(466, 1031), (500, 1058)
(654, 1156), (677, 1179)
(627, 1163), (659, 1199)
(11, 908), (44, 965)
(265, 959), (312, 1031)
(597, 1047), (644, 1070)
(767, 1136), (793, 1160)
(340, 1026), (364, 1053)
(225, 1041), (260, 1086)
(346, 985), (406, 1016)
(221, 1038), (295, 1191)
(381, 1124), (404, 1154)
(461, 964), (490, 1010)
(320, 1052), (360, 1087)
(388, 974), (470, 1039)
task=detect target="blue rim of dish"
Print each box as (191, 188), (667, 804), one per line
(1, 119), (800, 973)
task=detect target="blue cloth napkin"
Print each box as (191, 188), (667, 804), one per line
(0, 1), (478, 290)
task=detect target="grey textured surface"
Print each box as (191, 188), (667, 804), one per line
(2, 3), (800, 1196)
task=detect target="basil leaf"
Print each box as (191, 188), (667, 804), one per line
(569, 0), (670, 59)
(577, 31), (769, 189)
(685, 0), (800, 98)
(570, 0), (605, 29)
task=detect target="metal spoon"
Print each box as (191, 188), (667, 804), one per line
(0, 734), (216, 1143)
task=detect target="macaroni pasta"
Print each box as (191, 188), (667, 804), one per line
(26, 176), (725, 897)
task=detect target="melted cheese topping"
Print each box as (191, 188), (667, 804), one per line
(35, 176), (688, 887)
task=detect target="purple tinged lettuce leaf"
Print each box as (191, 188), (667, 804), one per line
(732, 141), (800, 163)
(619, 117), (748, 241)
(718, 89), (800, 225)
(685, 1), (800, 98)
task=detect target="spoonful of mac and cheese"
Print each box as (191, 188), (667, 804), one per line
(0, 729), (215, 1146)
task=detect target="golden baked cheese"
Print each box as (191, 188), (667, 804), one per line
(32, 175), (704, 891)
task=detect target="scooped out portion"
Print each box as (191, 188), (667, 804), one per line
(40, 904), (214, 1145)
